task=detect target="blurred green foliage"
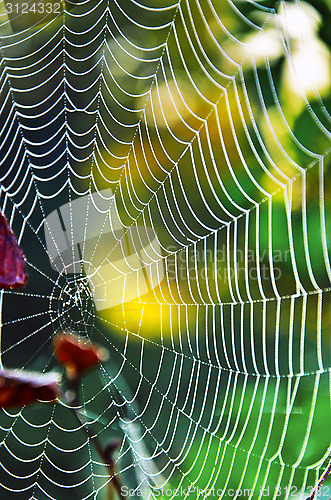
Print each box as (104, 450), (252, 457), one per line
(0, 0), (330, 498)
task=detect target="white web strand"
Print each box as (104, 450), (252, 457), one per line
(0, 0), (330, 499)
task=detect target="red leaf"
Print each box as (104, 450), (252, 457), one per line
(53, 333), (107, 377)
(0, 368), (60, 408)
(0, 212), (28, 290)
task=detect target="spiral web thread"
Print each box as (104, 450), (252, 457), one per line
(0, 0), (330, 498)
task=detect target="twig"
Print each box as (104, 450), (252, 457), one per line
(306, 453), (331, 500)
(67, 375), (127, 500)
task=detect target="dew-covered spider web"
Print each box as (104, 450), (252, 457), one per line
(0, 0), (330, 498)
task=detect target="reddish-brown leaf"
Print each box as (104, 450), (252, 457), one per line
(53, 332), (107, 377)
(0, 369), (60, 408)
(0, 212), (28, 290)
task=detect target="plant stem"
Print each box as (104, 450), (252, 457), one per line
(68, 375), (127, 500)
(306, 453), (331, 500)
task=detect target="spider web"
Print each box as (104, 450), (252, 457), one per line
(0, 0), (330, 498)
